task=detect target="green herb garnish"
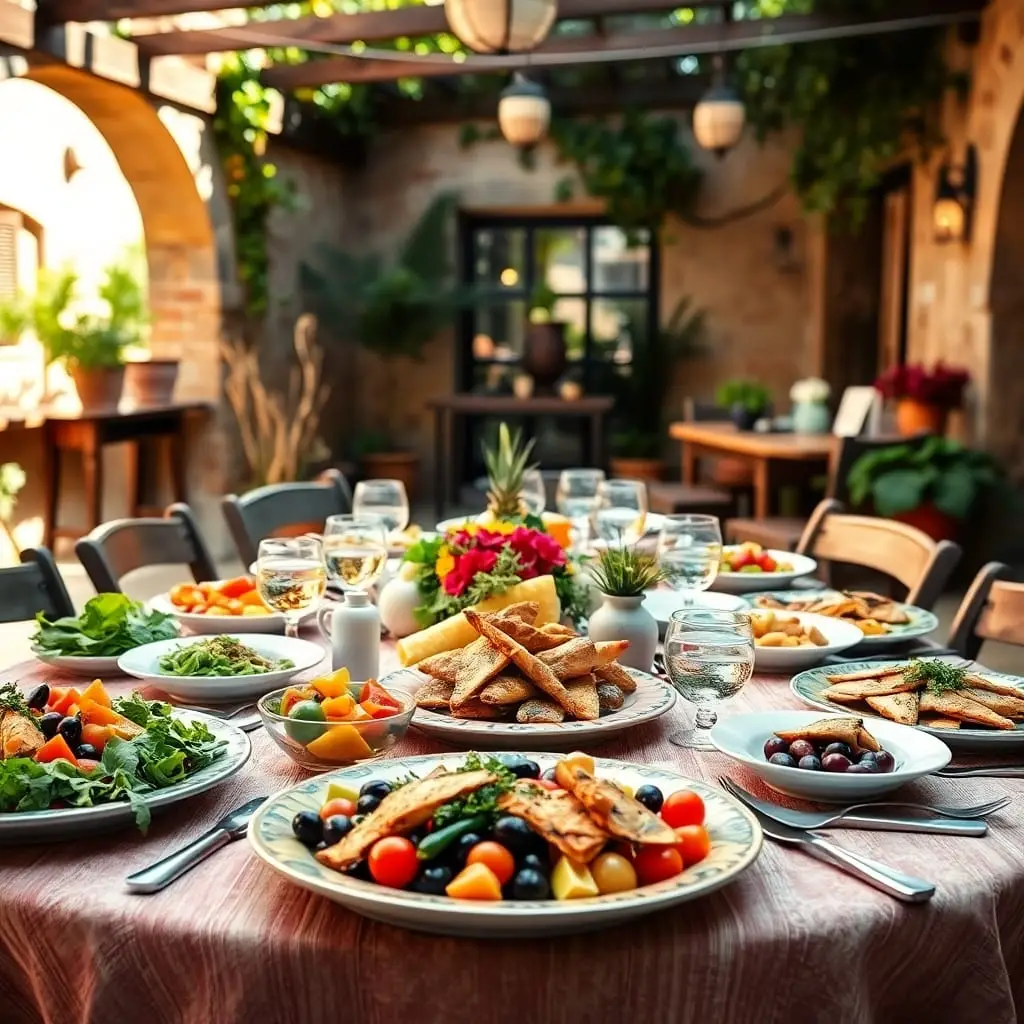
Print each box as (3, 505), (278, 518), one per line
(904, 659), (968, 695)
(0, 682), (29, 715)
(431, 753), (518, 830)
(32, 593), (178, 657)
(157, 635), (294, 677)
(588, 546), (669, 597)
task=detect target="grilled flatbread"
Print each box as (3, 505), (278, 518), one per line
(539, 637), (600, 681)
(594, 641), (630, 667)
(825, 666), (904, 684)
(775, 717), (880, 752)
(964, 673), (1024, 698)
(414, 676), (455, 710)
(516, 699), (565, 724)
(564, 674), (600, 721)
(595, 663), (637, 694)
(963, 688), (1024, 719)
(497, 785), (608, 862)
(479, 674), (540, 706)
(597, 682), (625, 712)
(865, 691), (919, 726)
(822, 673), (918, 700)
(554, 762), (677, 845)
(449, 698), (507, 720)
(919, 691), (1016, 730)
(318, 769), (497, 870)
(920, 716), (961, 730)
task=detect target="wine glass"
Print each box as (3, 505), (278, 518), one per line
(663, 609), (754, 750)
(592, 479), (648, 548)
(255, 536), (326, 638)
(352, 479), (410, 541)
(520, 469), (547, 517)
(658, 515), (723, 605)
(556, 468), (605, 551)
(323, 514), (389, 593)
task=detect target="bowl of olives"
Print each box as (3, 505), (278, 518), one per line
(709, 710), (952, 801)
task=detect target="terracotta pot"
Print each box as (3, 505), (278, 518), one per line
(893, 504), (959, 542)
(124, 359), (180, 405)
(609, 457), (663, 482)
(896, 399), (947, 437)
(522, 322), (567, 393)
(362, 451), (419, 500)
(71, 366), (125, 410)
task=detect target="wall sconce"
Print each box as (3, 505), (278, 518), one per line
(62, 146), (84, 183)
(934, 144), (977, 244)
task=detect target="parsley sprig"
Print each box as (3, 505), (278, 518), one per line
(904, 659), (968, 695)
(431, 753), (518, 830)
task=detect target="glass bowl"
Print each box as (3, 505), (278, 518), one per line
(258, 684), (415, 772)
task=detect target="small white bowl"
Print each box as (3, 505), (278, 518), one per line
(711, 549), (818, 594)
(710, 710), (952, 802)
(751, 610), (865, 672)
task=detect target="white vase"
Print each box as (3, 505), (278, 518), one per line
(792, 400), (831, 434)
(588, 594), (658, 673)
(377, 572), (423, 638)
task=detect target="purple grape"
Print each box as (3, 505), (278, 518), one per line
(858, 751), (879, 766)
(823, 742), (853, 760)
(789, 739), (816, 761)
(797, 755), (822, 772)
(768, 752), (798, 768)
(764, 736), (789, 759)
(851, 758), (880, 774)
(874, 750), (896, 773)
(821, 753), (852, 773)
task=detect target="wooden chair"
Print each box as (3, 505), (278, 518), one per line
(221, 469), (352, 569)
(795, 498), (962, 610)
(75, 503), (218, 594)
(947, 562), (1024, 660)
(0, 547), (75, 622)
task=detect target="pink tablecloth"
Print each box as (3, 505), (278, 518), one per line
(1, 641), (1023, 1024)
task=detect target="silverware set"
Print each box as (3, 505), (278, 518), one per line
(936, 764), (1024, 779)
(170, 700), (262, 732)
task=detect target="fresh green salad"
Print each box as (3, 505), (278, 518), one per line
(32, 593), (178, 658)
(0, 691), (227, 830)
(157, 635), (294, 677)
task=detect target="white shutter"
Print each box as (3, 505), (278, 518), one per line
(0, 210), (20, 299)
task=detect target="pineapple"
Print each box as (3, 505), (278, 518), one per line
(482, 422), (536, 520)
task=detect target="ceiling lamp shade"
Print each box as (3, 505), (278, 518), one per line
(445, 0), (558, 54)
(693, 56), (746, 158)
(498, 74), (551, 147)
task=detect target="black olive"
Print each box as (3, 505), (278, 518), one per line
(453, 832), (483, 864)
(634, 785), (664, 813)
(291, 810), (323, 848)
(499, 755), (540, 780)
(356, 793), (382, 815)
(75, 744), (99, 761)
(541, 767), (558, 782)
(413, 865), (453, 895)
(322, 814), (354, 845)
(492, 815), (537, 855)
(38, 712), (63, 740)
(26, 684), (49, 710)
(512, 868), (550, 901)
(359, 779), (393, 800)
(57, 716), (82, 748)
(520, 853), (548, 875)
(343, 859), (372, 881)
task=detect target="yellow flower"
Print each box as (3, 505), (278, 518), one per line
(491, 521), (517, 535)
(434, 545), (454, 580)
(544, 518), (572, 549)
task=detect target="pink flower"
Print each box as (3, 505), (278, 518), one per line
(507, 526), (566, 576)
(442, 547), (498, 596)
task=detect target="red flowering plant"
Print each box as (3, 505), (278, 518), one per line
(873, 362), (971, 410)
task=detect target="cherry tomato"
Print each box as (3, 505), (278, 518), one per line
(367, 837), (418, 888)
(465, 841), (516, 886)
(674, 825), (712, 868)
(320, 797), (357, 821)
(633, 846), (684, 886)
(660, 789), (706, 829)
(590, 852), (638, 894)
(758, 554), (777, 573)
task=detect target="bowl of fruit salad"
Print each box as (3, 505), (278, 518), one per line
(710, 711), (951, 801)
(711, 543), (817, 594)
(258, 668), (415, 771)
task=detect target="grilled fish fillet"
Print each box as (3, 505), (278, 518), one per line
(553, 763), (677, 845)
(0, 710), (44, 759)
(497, 784), (609, 862)
(595, 663), (637, 694)
(516, 699), (565, 724)
(919, 691), (1016, 730)
(317, 769), (497, 870)
(775, 717), (881, 752)
(479, 674), (540, 706)
(865, 691), (920, 726)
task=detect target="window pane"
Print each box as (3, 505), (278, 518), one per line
(474, 228), (526, 290)
(592, 226), (649, 292)
(592, 298), (648, 365)
(473, 301), (526, 360)
(551, 297), (587, 362)
(535, 228), (586, 294)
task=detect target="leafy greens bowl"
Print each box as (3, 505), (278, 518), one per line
(31, 594), (180, 675)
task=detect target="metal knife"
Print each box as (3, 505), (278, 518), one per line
(723, 779), (986, 837)
(722, 782), (935, 902)
(125, 796), (268, 894)
(936, 764), (1024, 779)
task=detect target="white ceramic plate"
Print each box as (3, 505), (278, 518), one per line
(750, 610), (865, 673)
(642, 589), (750, 639)
(711, 549), (818, 594)
(745, 589), (940, 650)
(29, 650), (124, 676)
(790, 659), (1024, 751)
(248, 751), (762, 938)
(711, 710), (951, 802)
(117, 633), (325, 703)
(390, 665), (676, 751)
(148, 589), (316, 636)
(0, 711), (251, 842)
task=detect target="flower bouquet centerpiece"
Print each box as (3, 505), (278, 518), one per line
(873, 362), (970, 437)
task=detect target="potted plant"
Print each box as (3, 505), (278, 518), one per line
(715, 379), (770, 431)
(300, 193), (469, 498)
(790, 377), (832, 434)
(0, 293), (28, 346)
(522, 283), (567, 393)
(846, 436), (1002, 540)
(601, 296), (707, 481)
(873, 362), (970, 437)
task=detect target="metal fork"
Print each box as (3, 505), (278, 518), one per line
(170, 701), (257, 719)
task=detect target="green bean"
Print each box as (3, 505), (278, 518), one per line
(157, 635), (294, 677)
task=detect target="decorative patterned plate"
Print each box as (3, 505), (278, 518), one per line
(0, 711), (251, 843)
(248, 752), (763, 938)
(745, 590), (940, 650)
(29, 650), (124, 676)
(790, 659), (1024, 751)
(388, 665), (677, 750)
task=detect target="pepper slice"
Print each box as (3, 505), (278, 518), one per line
(416, 813), (489, 861)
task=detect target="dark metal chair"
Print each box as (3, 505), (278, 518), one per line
(221, 469), (352, 569)
(75, 503), (219, 594)
(947, 561), (1024, 661)
(795, 498), (962, 610)
(0, 547), (75, 622)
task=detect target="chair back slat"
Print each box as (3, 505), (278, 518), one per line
(0, 548), (75, 623)
(947, 562), (1024, 660)
(976, 580), (1024, 645)
(221, 469), (352, 568)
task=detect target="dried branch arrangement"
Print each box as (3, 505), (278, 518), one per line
(222, 313), (330, 486)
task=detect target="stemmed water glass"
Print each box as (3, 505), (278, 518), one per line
(322, 514), (389, 593)
(658, 514), (723, 605)
(556, 468), (605, 550)
(520, 469), (547, 517)
(352, 479), (410, 538)
(592, 478), (648, 547)
(663, 609), (755, 750)
(255, 536), (326, 638)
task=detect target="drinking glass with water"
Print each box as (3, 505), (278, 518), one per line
(556, 468), (605, 551)
(658, 514), (722, 602)
(663, 609), (754, 750)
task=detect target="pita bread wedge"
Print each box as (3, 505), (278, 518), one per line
(564, 674), (600, 721)
(822, 673), (918, 700)
(479, 674), (540, 706)
(919, 691), (1016, 730)
(775, 716), (880, 751)
(825, 665), (906, 684)
(597, 682), (625, 712)
(865, 690), (920, 726)
(964, 673), (1024, 698)
(539, 637), (601, 680)
(920, 716), (961, 730)
(593, 640), (630, 667)
(497, 616), (573, 653)
(516, 699), (565, 724)
(963, 688), (1024, 719)
(414, 676), (455, 710)
(449, 698), (508, 721)
(595, 663), (637, 694)
(447, 639), (511, 707)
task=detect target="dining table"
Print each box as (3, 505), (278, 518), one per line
(1, 626), (1023, 1024)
